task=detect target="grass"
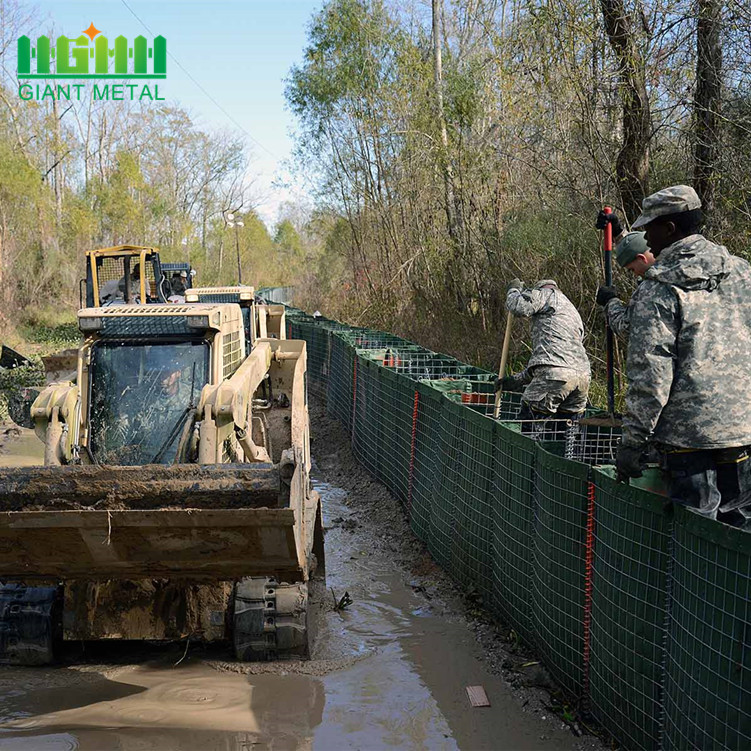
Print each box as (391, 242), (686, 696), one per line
(16, 305), (81, 357)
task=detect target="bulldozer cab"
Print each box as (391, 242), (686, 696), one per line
(186, 286), (257, 350)
(185, 287), (286, 349)
(161, 262), (194, 298)
(75, 303), (245, 465)
(84, 246), (168, 308)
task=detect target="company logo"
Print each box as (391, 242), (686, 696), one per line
(18, 24), (166, 79)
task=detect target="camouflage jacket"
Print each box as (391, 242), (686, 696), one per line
(622, 235), (751, 450)
(506, 280), (590, 375)
(604, 298), (631, 337)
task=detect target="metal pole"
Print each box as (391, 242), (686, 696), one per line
(603, 206), (615, 415)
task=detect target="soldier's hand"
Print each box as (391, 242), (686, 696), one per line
(596, 285), (618, 307)
(494, 375), (523, 393)
(507, 278), (523, 292)
(595, 210), (623, 238)
(616, 445), (644, 482)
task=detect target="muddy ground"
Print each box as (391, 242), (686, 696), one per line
(0, 405), (608, 750)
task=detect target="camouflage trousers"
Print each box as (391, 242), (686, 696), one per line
(661, 447), (751, 528)
(521, 366), (590, 417)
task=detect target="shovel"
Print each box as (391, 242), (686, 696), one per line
(493, 310), (513, 419)
(602, 206), (616, 416)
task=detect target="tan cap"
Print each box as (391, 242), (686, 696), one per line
(632, 185), (701, 229)
(615, 232), (648, 267)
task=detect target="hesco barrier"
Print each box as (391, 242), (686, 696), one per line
(276, 302), (751, 751)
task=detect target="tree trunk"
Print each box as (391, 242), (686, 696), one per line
(693, 0), (722, 222)
(432, 0), (461, 244)
(51, 98), (64, 229)
(600, 0), (651, 221)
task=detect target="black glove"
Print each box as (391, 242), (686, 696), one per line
(595, 210), (623, 238)
(494, 375), (523, 393)
(596, 285), (618, 307)
(616, 445), (644, 482)
(507, 278), (523, 292)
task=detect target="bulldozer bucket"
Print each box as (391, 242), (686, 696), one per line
(0, 464), (306, 582)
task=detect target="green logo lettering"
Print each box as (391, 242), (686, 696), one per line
(17, 25), (166, 79)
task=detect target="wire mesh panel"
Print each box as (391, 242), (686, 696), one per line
(531, 446), (591, 699)
(436, 401), (496, 602)
(388, 353), (487, 381)
(346, 330), (414, 350)
(564, 416), (622, 466)
(326, 334), (355, 430)
(275, 309), (751, 751)
(427, 398), (462, 572)
(590, 468), (671, 750)
(491, 424), (539, 640)
(351, 356), (382, 481)
(662, 504), (751, 750)
(307, 324), (330, 397)
(409, 382), (444, 546)
(373, 366), (416, 506)
(443, 378), (525, 421)
(505, 418), (570, 453)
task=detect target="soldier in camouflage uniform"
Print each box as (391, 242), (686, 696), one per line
(504, 279), (591, 419)
(616, 185), (751, 526)
(595, 231), (656, 337)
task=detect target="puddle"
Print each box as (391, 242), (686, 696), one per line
(0, 433), (581, 750)
(0, 426), (43, 467)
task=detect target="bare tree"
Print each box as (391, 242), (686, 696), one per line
(432, 0), (461, 244)
(600, 0), (651, 220)
(693, 0), (722, 221)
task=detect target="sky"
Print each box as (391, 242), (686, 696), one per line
(31, 0), (325, 227)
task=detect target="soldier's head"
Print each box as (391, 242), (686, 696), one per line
(632, 185), (704, 256)
(616, 232), (655, 277)
(159, 368), (180, 396)
(151, 353), (182, 397)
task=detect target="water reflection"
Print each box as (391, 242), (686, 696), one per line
(0, 665), (325, 751)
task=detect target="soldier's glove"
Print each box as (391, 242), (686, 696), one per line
(507, 278), (523, 292)
(616, 445), (644, 482)
(596, 285), (618, 307)
(595, 210), (623, 238)
(494, 375), (524, 393)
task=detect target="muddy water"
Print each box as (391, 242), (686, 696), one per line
(0, 431), (580, 750)
(0, 426), (44, 467)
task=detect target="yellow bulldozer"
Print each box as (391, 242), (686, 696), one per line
(0, 302), (324, 665)
(185, 286), (286, 349)
(82, 245), (196, 307)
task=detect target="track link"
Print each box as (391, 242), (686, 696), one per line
(233, 577), (308, 661)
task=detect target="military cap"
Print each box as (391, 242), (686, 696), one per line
(632, 185), (701, 229)
(615, 232), (648, 267)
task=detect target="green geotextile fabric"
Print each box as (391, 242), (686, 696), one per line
(373, 366), (415, 504)
(662, 504), (751, 750)
(590, 468), (671, 751)
(325, 334), (355, 430)
(409, 381), (444, 545)
(350, 359), (417, 507)
(438, 400), (496, 602)
(531, 446), (591, 698)
(270, 297), (751, 751)
(491, 424), (538, 639)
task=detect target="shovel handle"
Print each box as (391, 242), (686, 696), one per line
(494, 310), (514, 419)
(603, 206), (615, 415)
